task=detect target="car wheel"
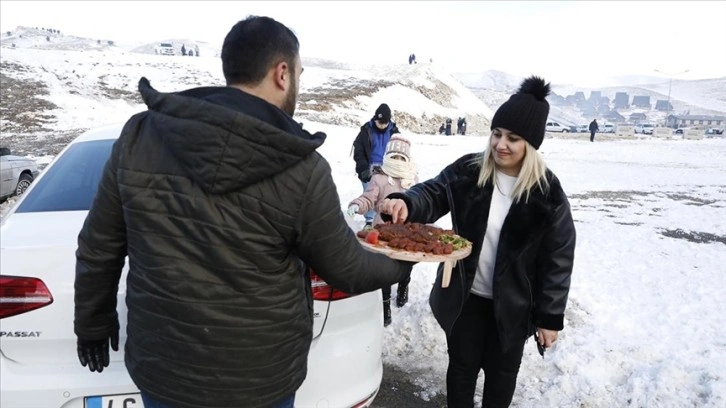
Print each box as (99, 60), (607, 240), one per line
(15, 173), (33, 196)
(562, 129), (568, 133)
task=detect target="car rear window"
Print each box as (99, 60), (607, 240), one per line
(15, 139), (115, 213)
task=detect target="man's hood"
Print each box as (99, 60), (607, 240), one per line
(137, 77), (326, 194)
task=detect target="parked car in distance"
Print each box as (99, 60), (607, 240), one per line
(600, 124), (615, 133)
(154, 42), (175, 56)
(674, 128), (684, 135)
(0, 147), (39, 200)
(706, 127), (724, 135)
(575, 124), (589, 133)
(0, 124), (385, 408)
(546, 121), (569, 132)
(634, 124), (655, 134)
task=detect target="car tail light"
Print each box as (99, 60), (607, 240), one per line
(309, 269), (352, 301)
(350, 389), (378, 408)
(0, 275), (54, 319)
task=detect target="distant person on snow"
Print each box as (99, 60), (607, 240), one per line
(181, 44), (186, 56)
(439, 123), (446, 135)
(348, 135), (419, 326)
(352, 103), (401, 226)
(457, 117), (468, 135)
(589, 119), (599, 142)
(445, 117), (453, 136)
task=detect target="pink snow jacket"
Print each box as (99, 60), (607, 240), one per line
(350, 172), (419, 226)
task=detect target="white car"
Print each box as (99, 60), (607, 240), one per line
(153, 43), (175, 56)
(600, 124), (616, 133)
(545, 121), (569, 133)
(0, 147), (39, 200)
(0, 124), (384, 408)
(634, 124), (655, 134)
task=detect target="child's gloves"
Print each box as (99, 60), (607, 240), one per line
(347, 204), (359, 217)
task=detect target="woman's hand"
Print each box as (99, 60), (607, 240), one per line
(380, 198), (408, 224)
(536, 327), (558, 348)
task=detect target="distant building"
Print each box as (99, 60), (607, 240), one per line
(548, 93), (567, 106)
(572, 92), (586, 102)
(599, 96), (610, 107)
(632, 96), (651, 108)
(582, 105), (599, 117)
(614, 92), (630, 109)
(655, 100), (673, 111)
(604, 110), (625, 123)
(589, 91), (602, 102)
(629, 112), (648, 124)
(666, 114), (725, 128)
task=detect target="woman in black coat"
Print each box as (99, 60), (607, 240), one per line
(382, 76), (576, 407)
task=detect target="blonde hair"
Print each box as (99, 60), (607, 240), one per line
(475, 139), (549, 203)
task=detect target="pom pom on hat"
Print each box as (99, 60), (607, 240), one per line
(490, 76), (551, 149)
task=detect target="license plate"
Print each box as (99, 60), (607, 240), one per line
(85, 393), (142, 408)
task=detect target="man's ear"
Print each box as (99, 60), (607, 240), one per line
(272, 61), (289, 91)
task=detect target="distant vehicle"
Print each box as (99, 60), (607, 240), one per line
(674, 128), (684, 135)
(545, 121), (569, 133)
(576, 124), (589, 133)
(706, 128), (724, 135)
(0, 124), (386, 408)
(154, 42), (175, 56)
(600, 124), (615, 133)
(634, 124), (655, 134)
(0, 147), (39, 200)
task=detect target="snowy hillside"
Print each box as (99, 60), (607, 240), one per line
(454, 69), (726, 126)
(639, 77), (726, 114)
(0, 25), (118, 51)
(130, 39), (220, 59)
(0, 26), (495, 157)
(454, 70), (524, 93)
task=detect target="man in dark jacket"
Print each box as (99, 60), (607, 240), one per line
(74, 16), (412, 408)
(352, 103), (400, 225)
(589, 119), (599, 142)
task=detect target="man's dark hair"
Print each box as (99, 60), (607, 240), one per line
(222, 16), (300, 86)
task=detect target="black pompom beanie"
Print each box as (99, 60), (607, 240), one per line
(490, 76), (551, 149)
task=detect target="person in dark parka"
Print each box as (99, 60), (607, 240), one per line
(589, 119), (599, 142)
(73, 16), (413, 408)
(352, 103), (400, 224)
(382, 76), (576, 407)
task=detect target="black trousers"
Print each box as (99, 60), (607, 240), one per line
(381, 273), (411, 301)
(446, 294), (526, 408)
(590, 131), (596, 142)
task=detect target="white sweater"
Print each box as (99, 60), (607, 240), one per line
(470, 171), (518, 298)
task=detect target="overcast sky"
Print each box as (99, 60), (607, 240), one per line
(2, 1), (725, 87)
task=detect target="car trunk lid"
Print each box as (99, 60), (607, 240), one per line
(0, 211), (129, 364)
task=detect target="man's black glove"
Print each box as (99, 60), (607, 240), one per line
(77, 330), (119, 373)
(359, 168), (371, 183)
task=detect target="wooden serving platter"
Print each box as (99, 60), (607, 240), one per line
(358, 238), (472, 288)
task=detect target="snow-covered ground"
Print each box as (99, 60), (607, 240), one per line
(334, 132), (726, 407)
(1, 26), (726, 407)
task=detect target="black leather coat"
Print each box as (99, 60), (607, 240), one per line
(389, 153), (576, 351)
